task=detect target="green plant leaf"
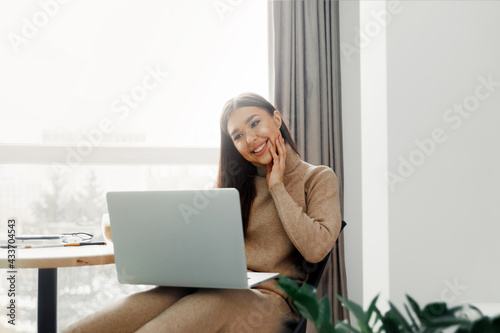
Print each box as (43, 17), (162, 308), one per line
(366, 294), (380, 326)
(373, 307), (384, 322)
(406, 295), (422, 320)
(277, 275), (300, 297)
(299, 281), (319, 299)
(422, 302), (447, 320)
(374, 307), (399, 333)
(373, 307), (384, 333)
(426, 316), (470, 328)
(317, 320), (337, 333)
(318, 295), (333, 323)
(381, 315), (401, 333)
(371, 316), (381, 333)
(388, 302), (413, 332)
(456, 304), (484, 318)
(337, 294), (367, 325)
(333, 321), (349, 333)
(294, 281), (320, 320)
(455, 328), (470, 333)
(292, 293), (320, 321)
(277, 275), (319, 321)
(466, 304), (485, 318)
(404, 304), (419, 330)
(470, 317), (491, 333)
(492, 315), (500, 330)
(335, 320), (361, 333)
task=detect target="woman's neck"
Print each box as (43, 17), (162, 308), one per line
(253, 163), (267, 177)
(256, 166), (266, 177)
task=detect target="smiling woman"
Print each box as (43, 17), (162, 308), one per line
(63, 92), (342, 332)
(218, 92), (300, 233)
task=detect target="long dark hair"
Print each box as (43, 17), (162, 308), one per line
(217, 92), (299, 233)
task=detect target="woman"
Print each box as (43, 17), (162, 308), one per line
(64, 92), (342, 333)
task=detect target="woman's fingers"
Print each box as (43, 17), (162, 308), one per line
(277, 136), (286, 168)
(276, 136), (284, 155)
(265, 136), (287, 187)
(270, 138), (278, 159)
(272, 136), (286, 171)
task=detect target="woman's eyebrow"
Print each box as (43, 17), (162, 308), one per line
(230, 114), (258, 136)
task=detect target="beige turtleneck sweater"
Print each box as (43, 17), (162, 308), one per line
(245, 143), (342, 317)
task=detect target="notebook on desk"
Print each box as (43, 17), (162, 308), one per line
(106, 189), (279, 289)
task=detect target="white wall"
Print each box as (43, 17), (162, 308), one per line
(341, 0), (500, 313)
(386, 0), (500, 308)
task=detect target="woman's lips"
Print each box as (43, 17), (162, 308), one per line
(252, 140), (268, 156)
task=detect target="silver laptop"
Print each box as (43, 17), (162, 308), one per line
(106, 189), (279, 289)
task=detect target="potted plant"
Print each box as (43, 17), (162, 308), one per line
(277, 275), (500, 333)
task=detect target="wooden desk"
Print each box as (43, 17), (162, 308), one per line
(0, 245), (115, 333)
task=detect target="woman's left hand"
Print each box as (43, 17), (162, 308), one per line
(266, 135), (287, 188)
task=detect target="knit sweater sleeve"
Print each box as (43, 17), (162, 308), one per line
(268, 167), (342, 263)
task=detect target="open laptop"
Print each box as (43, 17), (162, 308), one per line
(106, 189), (279, 289)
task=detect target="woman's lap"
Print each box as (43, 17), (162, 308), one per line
(65, 286), (298, 333)
(136, 287), (296, 333)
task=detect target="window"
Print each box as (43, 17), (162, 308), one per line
(0, 1), (269, 330)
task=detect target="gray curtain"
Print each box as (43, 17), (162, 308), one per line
(272, 0), (348, 329)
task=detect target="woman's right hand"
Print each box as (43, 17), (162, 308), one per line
(266, 135), (287, 188)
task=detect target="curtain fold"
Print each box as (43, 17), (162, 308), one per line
(272, 0), (348, 330)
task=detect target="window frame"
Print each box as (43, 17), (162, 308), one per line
(0, 145), (219, 165)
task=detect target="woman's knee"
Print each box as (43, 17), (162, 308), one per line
(63, 286), (196, 333)
(135, 286), (196, 306)
(194, 289), (283, 320)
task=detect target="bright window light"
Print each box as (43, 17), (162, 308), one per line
(0, 0), (269, 147)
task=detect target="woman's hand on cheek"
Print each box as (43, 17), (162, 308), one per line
(266, 136), (287, 188)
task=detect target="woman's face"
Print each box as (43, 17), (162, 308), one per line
(227, 106), (282, 166)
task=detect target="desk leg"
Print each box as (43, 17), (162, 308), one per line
(38, 268), (57, 333)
